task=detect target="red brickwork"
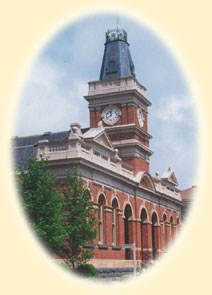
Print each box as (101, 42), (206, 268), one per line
(122, 156), (149, 174)
(87, 181), (181, 264)
(89, 105), (148, 131)
(85, 90), (181, 267)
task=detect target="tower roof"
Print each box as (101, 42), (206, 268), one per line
(99, 28), (135, 81)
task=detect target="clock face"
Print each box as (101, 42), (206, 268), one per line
(137, 108), (145, 127)
(101, 105), (121, 125)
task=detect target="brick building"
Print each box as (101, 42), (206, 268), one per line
(13, 28), (183, 270)
(181, 185), (197, 220)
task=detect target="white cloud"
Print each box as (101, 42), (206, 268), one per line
(14, 58), (89, 136)
(13, 15), (198, 189)
(154, 94), (194, 123)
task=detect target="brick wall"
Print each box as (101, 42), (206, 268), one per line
(122, 156), (149, 174)
(88, 181), (182, 265)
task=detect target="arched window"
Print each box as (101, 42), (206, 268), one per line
(112, 199), (118, 245)
(98, 195), (106, 244)
(124, 204), (133, 260)
(140, 208), (148, 252)
(152, 212), (158, 258)
(176, 217), (180, 235)
(170, 216), (173, 243)
(162, 214), (167, 250)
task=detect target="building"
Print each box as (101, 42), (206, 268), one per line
(181, 185), (197, 220)
(13, 27), (183, 271)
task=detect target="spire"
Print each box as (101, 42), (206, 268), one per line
(99, 28), (135, 81)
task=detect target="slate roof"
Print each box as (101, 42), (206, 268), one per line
(12, 127), (89, 171)
(99, 28), (135, 81)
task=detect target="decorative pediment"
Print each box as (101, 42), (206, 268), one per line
(95, 133), (113, 149)
(83, 127), (113, 150)
(161, 167), (178, 186)
(134, 171), (155, 191)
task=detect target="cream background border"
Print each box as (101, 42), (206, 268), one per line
(0, 1), (212, 294)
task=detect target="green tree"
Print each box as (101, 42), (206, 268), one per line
(60, 166), (97, 269)
(17, 157), (67, 255)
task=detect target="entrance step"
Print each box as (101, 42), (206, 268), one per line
(96, 267), (136, 278)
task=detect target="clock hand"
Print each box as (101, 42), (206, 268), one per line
(106, 110), (111, 119)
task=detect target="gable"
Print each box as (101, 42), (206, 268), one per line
(169, 172), (178, 185)
(140, 175), (155, 191)
(134, 171), (155, 191)
(95, 133), (113, 149)
(161, 167), (178, 186)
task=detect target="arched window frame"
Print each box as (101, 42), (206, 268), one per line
(140, 207), (148, 253)
(151, 211), (159, 258)
(98, 195), (106, 244)
(162, 214), (167, 250)
(112, 198), (118, 245)
(124, 203), (133, 260)
(170, 216), (174, 242)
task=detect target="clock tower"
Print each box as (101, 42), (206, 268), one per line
(84, 28), (153, 174)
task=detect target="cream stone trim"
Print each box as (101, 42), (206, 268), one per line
(111, 194), (120, 209)
(112, 139), (153, 156)
(150, 209), (160, 226)
(122, 200), (135, 219)
(139, 205), (149, 223)
(162, 212), (167, 222)
(117, 209), (123, 216)
(87, 76), (147, 98)
(97, 189), (108, 206)
(134, 171), (156, 191)
(170, 215), (174, 223)
(104, 208), (113, 213)
(82, 180), (94, 202)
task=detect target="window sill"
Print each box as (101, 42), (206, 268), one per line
(98, 244), (109, 250)
(112, 246), (122, 250)
(83, 243), (95, 249)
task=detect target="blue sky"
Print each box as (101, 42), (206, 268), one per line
(14, 13), (198, 189)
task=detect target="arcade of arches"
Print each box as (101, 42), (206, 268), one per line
(92, 185), (181, 264)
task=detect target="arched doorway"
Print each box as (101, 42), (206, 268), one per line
(152, 212), (158, 258)
(124, 204), (132, 260)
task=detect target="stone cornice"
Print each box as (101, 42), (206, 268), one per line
(112, 139), (153, 156)
(105, 123), (152, 140)
(84, 89), (151, 108)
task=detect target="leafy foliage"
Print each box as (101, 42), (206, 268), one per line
(17, 159), (97, 270)
(60, 166), (97, 269)
(17, 157), (67, 254)
(75, 263), (99, 278)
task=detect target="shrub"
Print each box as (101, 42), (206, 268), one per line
(75, 264), (99, 278)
